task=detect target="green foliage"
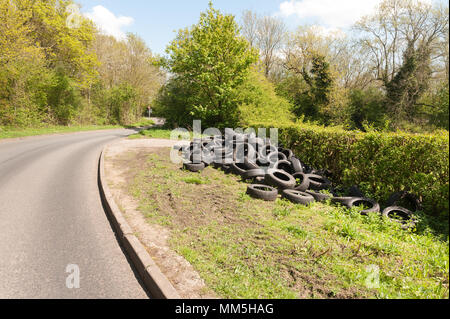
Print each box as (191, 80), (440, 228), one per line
(237, 69), (295, 126)
(303, 54), (333, 107)
(106, 83), (139, 125)
(250, 121), (449, 218)
(45, 68), (83, 125)
(0, 0), (162, 128)
(431, 82), (449, 130)
(348, 88), (388, 130)
(152, 77), (196, 128)
(162, 3), (258, 128)
(385, 43), (432, 123)
(275, 53), (338, 125)
(419, 82), (449, 130)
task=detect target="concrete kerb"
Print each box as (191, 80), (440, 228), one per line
(98, 144), (181, 299)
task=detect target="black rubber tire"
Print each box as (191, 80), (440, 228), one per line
(187, 145), (203, 163)
(259, 145), (278, 160)
(352, 198), (380, 215)
(242, 169), (266, 180)
(230, 162), (248, 176)
(292, 172), (310, 192)
(243, 156), (259, 170)
(275, 160), (294, 174)
(290, 157), (304, 173)
(348, 185), (365, 198)
(331, 197), (355, 206)
(382, 206), (416, 229)
(222, 164), (232, 174)
(246, 184), (278, 201)
(268, 151), (287, 163)
(234, 143), (257, 162)
(183, 162), (205, 172)
(306, 174), (332, 191)
(305, 190), (331, 202)
(282, 189), (315, 205)
(385, 191), (422, 212)
(264, 169), (296, 190)
(280, 148), (294, 161)
(333, 197), (380, 215)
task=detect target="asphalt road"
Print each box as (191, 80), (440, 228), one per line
(0, 129), (149, 299)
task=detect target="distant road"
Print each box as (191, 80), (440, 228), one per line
(0, 129), (149, 298)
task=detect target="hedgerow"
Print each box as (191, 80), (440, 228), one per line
(250, 121), (449, 217)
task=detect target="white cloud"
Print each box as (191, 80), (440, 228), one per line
(279, 0), (381, 29)
(84, 5), (134, 40)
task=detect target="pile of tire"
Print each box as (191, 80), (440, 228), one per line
(176, 130), (417, 229)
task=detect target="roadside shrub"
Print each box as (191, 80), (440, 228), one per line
(250, 121), (449, 217)
(237, 69), (295, 127)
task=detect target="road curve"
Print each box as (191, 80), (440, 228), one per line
(0, 129), (149, 299)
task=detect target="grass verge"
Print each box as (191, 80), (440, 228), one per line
(123, 148), (449, 299)
(0, 124), (123, 140)
(128, 127), (174, 139)
(0, 118), (156, 140)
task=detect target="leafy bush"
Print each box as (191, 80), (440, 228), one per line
(348, 88), (388, 130)
(237, 69), (295, 127)
(152, 77), (197, 129)
(250, 121), (449, 217)
(155, 68), (296, 129)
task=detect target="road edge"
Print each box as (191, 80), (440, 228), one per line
(98, 145), (181, 299)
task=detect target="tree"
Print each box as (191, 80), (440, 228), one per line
(241, 11), (286, 78)
(91, 33), (164, 125)
(163, 3), (258, 128)
(297, 52), (334, 120)
(240, 10), (258, 48)
(355, 0), (449, 123)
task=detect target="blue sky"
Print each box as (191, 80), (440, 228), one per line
(77, 0), (290, 55)
(76, 0), (444, 56)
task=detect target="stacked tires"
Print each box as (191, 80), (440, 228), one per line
(177, 130), (417, 229)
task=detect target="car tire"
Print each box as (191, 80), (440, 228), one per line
(292, 172), (310, 192)
(183, 162), (205, 172)
(290, 157), (304, 173)
(264, 169), (296, 190)
(274, 160), (294, 174)
(246, 184), (278, 201)
(332, 197), (380, 215)
(306, 174), (332, 191)
(242, 169), (266, 180)
(305, 190), (331, 202)
(382, 206), (416, 229)
(282, 189), (315, 205)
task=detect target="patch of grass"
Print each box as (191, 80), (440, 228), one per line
(285, 225), (308, 238)
(128, 127), (212, 140)
(122, 148), (449, 299)
(128, 127), (174, 139)
(122, 117), (155, 128)
(182, 176), (210, 185)
(0, 124), (122, 139)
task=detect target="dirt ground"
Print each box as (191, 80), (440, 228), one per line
(104, 139), (216, 299)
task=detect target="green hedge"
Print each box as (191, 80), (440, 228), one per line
(251, 122), (449, 217)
